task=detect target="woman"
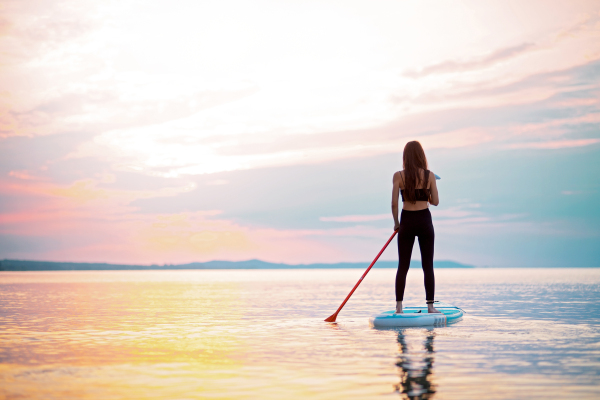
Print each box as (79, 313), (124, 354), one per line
(391, 141), (440, 314)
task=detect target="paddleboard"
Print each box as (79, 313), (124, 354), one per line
(369, 302), (463, 328)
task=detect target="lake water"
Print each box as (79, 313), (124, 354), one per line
(1, 268), (599, 399)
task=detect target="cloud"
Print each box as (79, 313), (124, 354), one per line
(556, 12), (600, 41)
(48, 179), (197, 203)
(0, 173), (198, 216)
(64, 53), (600, 178)
(561, 190), (596, 195)
(139, 213), (254, 255)
(8, 170), (41, 180)
(507, 138), (600, 149)
(404, 43), (536, 78)
(320, 214), (389, 222)
(0, 203), (354, 264)
(206, 180), (229, 186)
(0, 84), (258, 139)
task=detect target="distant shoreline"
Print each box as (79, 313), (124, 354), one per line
(0, 259), (475, 271)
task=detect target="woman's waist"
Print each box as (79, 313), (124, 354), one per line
(401, 202), (430, 212)
(400, 207), (432, 222)
(401, 207), (431, 214)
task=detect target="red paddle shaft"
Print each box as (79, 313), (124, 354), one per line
(324, 230), (398, 322)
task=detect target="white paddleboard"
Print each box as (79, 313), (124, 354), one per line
(369, 302), (463, 328)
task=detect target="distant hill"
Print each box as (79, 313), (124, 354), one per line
(0, 259), (475, 271)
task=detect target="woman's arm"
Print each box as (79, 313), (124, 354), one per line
(392, 172), (401, 230)
(428, 171), (439, 206)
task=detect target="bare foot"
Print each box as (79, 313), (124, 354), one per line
(428, 305), (441, 313)
(395, 300), (403, 314)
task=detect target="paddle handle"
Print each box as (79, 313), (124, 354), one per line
(325, 230), (398, 322)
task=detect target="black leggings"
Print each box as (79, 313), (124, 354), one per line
(396, 208), (435, 301)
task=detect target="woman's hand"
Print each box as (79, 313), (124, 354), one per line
(394, 221), (400, 231)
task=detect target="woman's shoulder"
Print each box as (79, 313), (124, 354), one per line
(393, 170), (403, 183)
(424, 169), (436, 186)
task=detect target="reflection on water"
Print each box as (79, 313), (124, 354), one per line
(395, 330), (436, 399)
(1, 268), (599, 399)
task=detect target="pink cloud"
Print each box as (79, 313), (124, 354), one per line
(8, 170), (41, 180)
(0, 177), (367, 264)
(403, 42), (536, 78)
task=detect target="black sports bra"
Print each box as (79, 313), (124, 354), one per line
(400, 170), (430, 202)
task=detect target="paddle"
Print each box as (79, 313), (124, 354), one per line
(324, 229), (399, 322)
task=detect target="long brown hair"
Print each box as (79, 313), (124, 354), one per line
(402, 141), (429, 204)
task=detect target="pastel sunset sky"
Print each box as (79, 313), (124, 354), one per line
(1, 0), (599, 267)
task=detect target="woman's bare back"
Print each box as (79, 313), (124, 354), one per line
(394, 168), (439, 211)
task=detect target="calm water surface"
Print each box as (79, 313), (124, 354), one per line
(1, 268), (599, 399)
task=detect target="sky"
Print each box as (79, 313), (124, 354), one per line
(0, 0), (599, 267)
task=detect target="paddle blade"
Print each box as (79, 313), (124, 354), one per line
(324, 314), (338, 322)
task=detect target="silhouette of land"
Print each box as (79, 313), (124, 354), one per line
(0, 259), (475, 271)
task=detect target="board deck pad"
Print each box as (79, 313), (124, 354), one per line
(369, 302), (464, 328)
